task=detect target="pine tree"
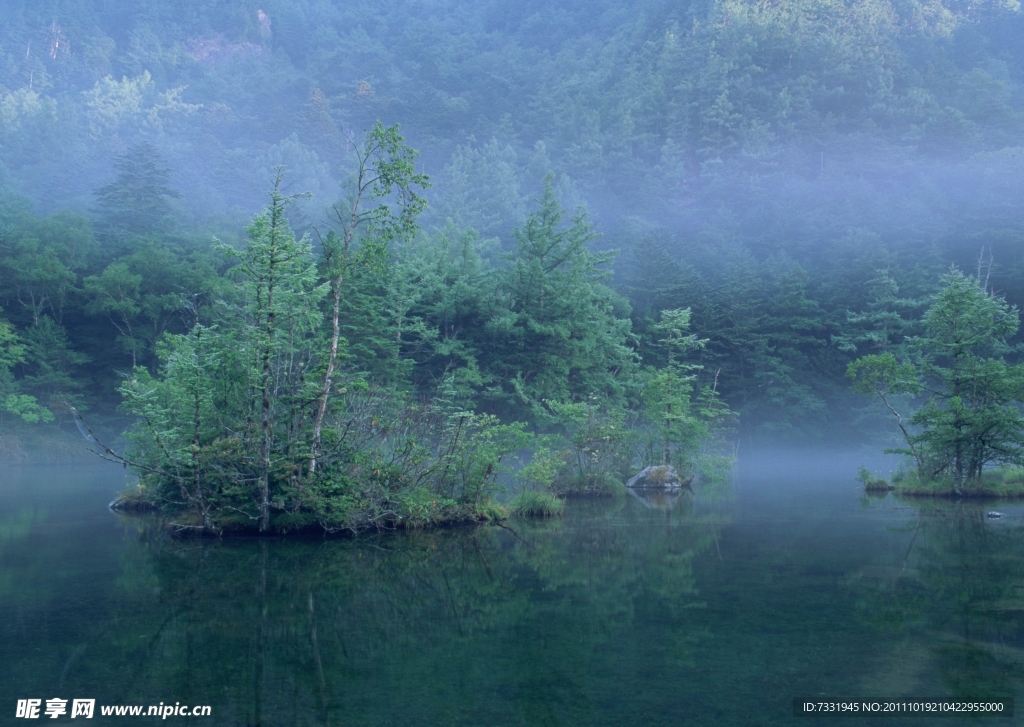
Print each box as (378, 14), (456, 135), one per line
(483, 180), (637, 420)
(639, 308), (730, 473)
(226, 175), (325, 530)
(94, 141), (180, 239)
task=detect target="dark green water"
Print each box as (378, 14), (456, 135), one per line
(2, 455), (1023, 726)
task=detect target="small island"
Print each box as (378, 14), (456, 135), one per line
(93, 127), (731, 535)
(850, 269), (1024, 498)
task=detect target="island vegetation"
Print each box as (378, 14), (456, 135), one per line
(850, 269), (1024, 497)
(75, 127), (732, 534)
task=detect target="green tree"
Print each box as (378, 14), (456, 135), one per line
(93, 141), (181, 239)
(433, 137), (526, 239)
(309, 122), (428, 475)
(21, 316), (89, 411)
(639, 308), (730, 474)
(119, 323), (221, 530)
(0, 312), (52, 425)
(754, 263), (829, 436)
(483, 180), (636, 420)
(833, 269), (923, 356)
(542, 399), (633, 495)
(849, 268), (1024, 488)
(224, 175), (325, 530)
(0, 217), (92, 326)
(83, 243), (222, 371)
(401, 224), (492, 402)
(121, 176), (327, 532)
(83, 261), (144, 368)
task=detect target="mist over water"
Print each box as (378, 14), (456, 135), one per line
(4, 458), (1023, 725)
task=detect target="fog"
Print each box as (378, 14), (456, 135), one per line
(2, 0), (1024, 447)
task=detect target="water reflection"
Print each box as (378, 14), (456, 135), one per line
(5, 464), (1024, 726)
(626, 488), (687, 509)
(51, 495), (722, 726)
(851, 496), (1024, 705)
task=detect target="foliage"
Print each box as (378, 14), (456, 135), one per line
(507, 490), (564, 518)
(3, 1), (1024, 446)
(516, 442), (565, 492)
(0, 314), (52, 425)
(3, 394), (53, 424)
(116, 162), (535, 533)
(911, 270), (1024, 484)
(483, 180), (637, 420)
(543, 399), (633, 496)
(396, 223), (492, 400)
(9, 0), (1024, 478)
(638, 308), (732, 475)
(834, 269), (923, 356)
(310, 121), (429, 473)
(850, 268), (1024, 490)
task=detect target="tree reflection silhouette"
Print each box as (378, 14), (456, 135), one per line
(850, 500), (1024, 702)
(99, 496), (724, 725)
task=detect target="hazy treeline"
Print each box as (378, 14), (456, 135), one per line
(2, 0), (1024, 443)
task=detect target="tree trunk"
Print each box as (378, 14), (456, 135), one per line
(310, 177), (363, 475)
(309, 278), (343, 474)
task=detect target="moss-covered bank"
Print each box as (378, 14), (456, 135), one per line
(860, 466), (1024, 499)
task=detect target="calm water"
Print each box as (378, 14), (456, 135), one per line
(1, 454), (1023, 726)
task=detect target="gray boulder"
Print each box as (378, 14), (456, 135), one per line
(626, 465), (693, 491)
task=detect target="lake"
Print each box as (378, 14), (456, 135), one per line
(1, 452), (1021, 725)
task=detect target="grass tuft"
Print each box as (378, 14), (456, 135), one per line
(508, 490), (565, 518)
(857, 465), (894, 492)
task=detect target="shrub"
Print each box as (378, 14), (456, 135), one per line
(507, 490), (564, 518)
(856, 465), (893, 492)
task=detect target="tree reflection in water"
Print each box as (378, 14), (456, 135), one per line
(12, 466), (1023, 726)
(850, 498), (1024, 703)
(102, 494), (723, 726)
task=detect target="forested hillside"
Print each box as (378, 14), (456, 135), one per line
(2, 0), (1024, 449)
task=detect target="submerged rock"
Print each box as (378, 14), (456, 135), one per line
(626, 465), (693, 491)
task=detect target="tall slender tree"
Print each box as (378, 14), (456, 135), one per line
(309, 123), (428, 475)
(222, 172), (324, 530)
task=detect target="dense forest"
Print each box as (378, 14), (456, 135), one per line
(2, 0), (1024, 499)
